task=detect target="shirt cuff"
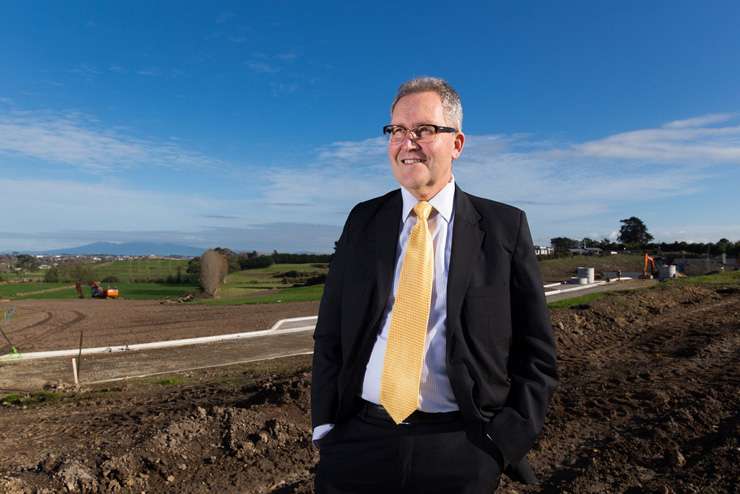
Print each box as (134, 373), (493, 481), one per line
(312, 423), (335, 447)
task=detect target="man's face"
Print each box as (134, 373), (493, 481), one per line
(388, 91), (464, 200)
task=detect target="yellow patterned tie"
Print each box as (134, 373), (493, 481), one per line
(380, 201), (434, 424)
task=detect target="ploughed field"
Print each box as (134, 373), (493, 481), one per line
(0, 299), (320, 353)
(1, 283), (738, 493)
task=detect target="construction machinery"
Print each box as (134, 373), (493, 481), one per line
(641, 253), (658, 279)
(75, 281), (120, 299)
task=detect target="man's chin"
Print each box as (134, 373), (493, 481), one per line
(396, 171), (429, 189)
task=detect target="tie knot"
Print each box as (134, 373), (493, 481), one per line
(413, 201), (433, 221)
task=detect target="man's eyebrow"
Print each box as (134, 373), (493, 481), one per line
(390, 122), (437, 127)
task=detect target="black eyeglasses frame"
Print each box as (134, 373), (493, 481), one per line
(382, 124), (458, 141)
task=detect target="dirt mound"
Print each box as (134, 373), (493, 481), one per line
(2, 372), (316, 493)
(1, 284), (738, 493)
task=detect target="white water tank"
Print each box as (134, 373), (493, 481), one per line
(577, 267), (595, 284)
(659, 265), (677, 280)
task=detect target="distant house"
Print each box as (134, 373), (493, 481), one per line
(535, 245), (554, 256)
(568, 247), (603, 256)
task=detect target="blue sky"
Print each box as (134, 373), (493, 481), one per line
(1, 1), (739, 252)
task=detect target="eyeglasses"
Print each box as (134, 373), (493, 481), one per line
(382, 124), (457, 143)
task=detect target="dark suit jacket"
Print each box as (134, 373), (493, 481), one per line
(311, 185), (558, 465)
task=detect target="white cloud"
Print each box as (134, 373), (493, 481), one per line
(68, 63), (101, 78)
(0, 110), (224, 172)
(652, 224), (740, 244)
(275, 52), (298, 61)
(137, 67), (162, 77)
(0, 177), (341, 252)
(246, 61), (279, 74)
(108, 64), (127, 74)
(563, 114), (740, 164)
(663, 113), (736, 129)
(256, 113), (738, 244)
(1, 112), (737, 252)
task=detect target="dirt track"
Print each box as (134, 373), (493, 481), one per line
(1, 284), (738, 493)
(0, 300), (320, 353)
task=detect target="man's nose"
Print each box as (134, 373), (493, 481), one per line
(401, 133), (420, 149)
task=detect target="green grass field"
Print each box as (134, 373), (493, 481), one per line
(90, 259), (189, 282)
(538, 254), (644, 282)
(203, 283), (325, 305)
(1, 259), (189, 283)
(5, 255), (735, 305)
(0, 283), (70, 299)
(547, 292), (607, 309)
(0, 282), (197, 300)
(0, 262), (325, 302)
(666, 269), (740, 287)
(225, 263), (327, 288)
(206, 263), (328, 303)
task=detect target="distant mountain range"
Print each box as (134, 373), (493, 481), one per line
(39, 242), (205, 257)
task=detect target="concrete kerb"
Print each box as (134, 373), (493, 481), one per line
(544, 280), (608, 297)
(0, 315), (318, 363)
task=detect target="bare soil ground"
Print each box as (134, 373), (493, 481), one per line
(0, 299), (320, 353)
(1, 284), (738, 493)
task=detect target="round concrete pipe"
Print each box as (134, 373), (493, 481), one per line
(577, 267), (595, 284)
(659, 264), (677, 281)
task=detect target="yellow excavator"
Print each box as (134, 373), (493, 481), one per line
(75, 281), (120, 299)
(640, 253), (658, 279)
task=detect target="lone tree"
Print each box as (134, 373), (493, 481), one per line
(199, 249), (228, 298)
(550, 237), (579, 255)
(618, 217), (653, 246)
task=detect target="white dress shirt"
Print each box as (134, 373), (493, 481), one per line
(313, 177), (458, 443)
(360, 178), (457, 410)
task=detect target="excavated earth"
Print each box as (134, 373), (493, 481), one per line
(0, 283), (738, 493)
(0, 300), (321, 352)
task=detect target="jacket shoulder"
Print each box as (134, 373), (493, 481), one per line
(346, 189), (399, 223)
(462, 191), (524, 223)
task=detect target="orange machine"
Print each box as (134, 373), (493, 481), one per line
(75, 281), (120, 299)
(641, 253), (657, 279)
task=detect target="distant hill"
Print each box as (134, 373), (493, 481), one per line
(42, 242), (204, 257)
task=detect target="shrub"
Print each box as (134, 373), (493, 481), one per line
(44, 267), (60, 283)
(240, 255), (274, 270)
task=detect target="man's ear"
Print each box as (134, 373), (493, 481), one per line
(452, 131), (465, 160)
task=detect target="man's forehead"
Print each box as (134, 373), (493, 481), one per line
(391, 92), (445, 123)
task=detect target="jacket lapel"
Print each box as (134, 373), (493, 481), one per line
(371, 190), (402, 328)
(447, 186), (485, 322)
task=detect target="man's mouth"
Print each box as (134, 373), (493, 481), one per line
(400, 158), (426, 164)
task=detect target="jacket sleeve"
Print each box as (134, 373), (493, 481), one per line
(311, 214), (351, 428)
(485, 211), (558, 465)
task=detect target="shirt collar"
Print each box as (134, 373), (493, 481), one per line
(400, 176), (455, 223)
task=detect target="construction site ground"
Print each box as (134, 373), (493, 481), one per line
(0, 299), (321, 353)
(1, 281), (739, 493)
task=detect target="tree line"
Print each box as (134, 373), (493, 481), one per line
(184, 248), (331, 283)
(550, 217), (739, 256)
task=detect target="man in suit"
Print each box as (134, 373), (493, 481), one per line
(312, 77), (557, 493)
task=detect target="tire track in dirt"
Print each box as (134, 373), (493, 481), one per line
(12, 310), (87, 349)
(14, 312), (53, 332)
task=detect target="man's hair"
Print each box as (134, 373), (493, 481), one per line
(390, 77), (463, 130)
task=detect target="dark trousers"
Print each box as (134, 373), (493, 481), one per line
(315, 403), (502, 494)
